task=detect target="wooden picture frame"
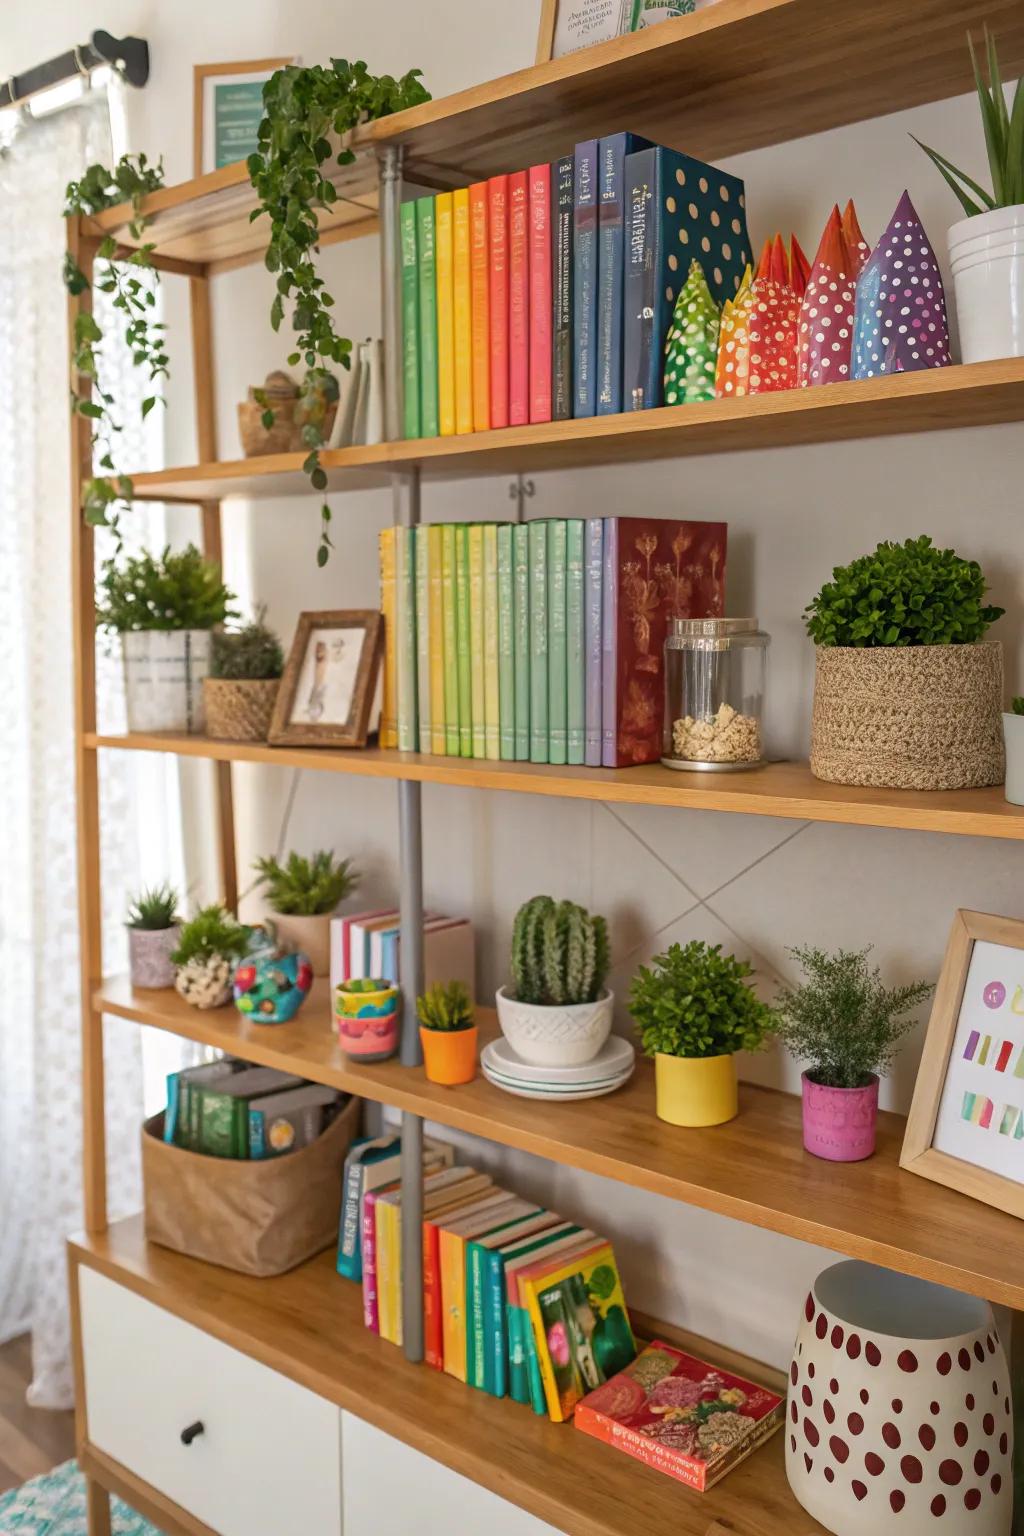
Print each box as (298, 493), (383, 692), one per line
(901, 909), (1024, 1219)
(269, 610), (382, 749)
(193, 58), (292, 179)
(537, 0), (632, 63)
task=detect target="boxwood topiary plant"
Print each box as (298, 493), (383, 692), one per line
(1012, 696), (1024, 715)
(96, 545), (236, 632)
(629, 941), (776, 1060)
(510, 896), (609, 1006)
(804, 535), (1004, 648)
(210, 609), (284, 680)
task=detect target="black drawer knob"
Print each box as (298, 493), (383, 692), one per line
(180, 1421), (205, 1446)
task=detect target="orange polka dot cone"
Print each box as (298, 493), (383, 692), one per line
(663, 260), (721, 405)
(798, 205), (859, 387)
(715, 262), (754, 398)
(842, 198), (871, 278)
(748, 233), (800, 394)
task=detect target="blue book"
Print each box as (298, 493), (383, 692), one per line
(596, 133), (651, 416)
(572, 141), (599, 418)
(380, 929), (399, 988)
(552, 155), (574, 421)
(584, 519), (604, 766)
(336, 1136), (401, 1281)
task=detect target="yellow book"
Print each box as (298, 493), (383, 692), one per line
(521, 1240), (633, 1422)
(483, 523), (500, 761)
(375, 1192), (395, 1342)
(468, 524), (485, 758)
(378, 527), (398, 748)
(428, 524), (446, 754)
(438, 1193), (521, 1382)
(379, 1169), (493, 1349)
(435, 193), (456, 437)
(452, 187), (473, 435)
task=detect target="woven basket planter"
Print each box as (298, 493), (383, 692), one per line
(810, 643), (1005, 791)
(203, 678), (280, 742)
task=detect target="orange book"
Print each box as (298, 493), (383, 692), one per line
(469, 182), (491, 431)
(423, 1172), (495, 1370)
(453, 188), (473, 435)
(438, 1193), (524, 1382)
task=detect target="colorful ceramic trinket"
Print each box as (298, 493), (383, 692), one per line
(233, 951), (314, 1025)
(335, 978), (401, 1061)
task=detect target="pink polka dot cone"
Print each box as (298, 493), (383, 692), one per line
(748, 233), (799, 393)
(799, 204), (858, 387)
(851, 190), (951, 378)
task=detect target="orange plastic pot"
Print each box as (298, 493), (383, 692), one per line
(419, 1024), (478, 1086)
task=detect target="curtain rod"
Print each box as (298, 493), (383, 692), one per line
(0, 30), (149, 111)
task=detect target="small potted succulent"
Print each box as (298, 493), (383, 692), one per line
(204, 608), (284, 742)
(417, 980), (477, 1085)
(496, 896), (611, 1068)
(806, 536), (1005, 791)
(776, 946), (933, 1162)
(1004, 696), (1024, 805)
(629, 940), (775, 1128)
(171, 905), (250, 1010)
(125, 883), (180, 990)
(97, 544), (236, 734)
(335, 978), (401, 1061)
(252, 849), (359, 976)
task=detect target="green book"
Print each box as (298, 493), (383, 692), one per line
(416, 197), (439, 439)
(492, 1222), (580, 1401)
(395, 525), (418, 752)
(195, 1068), (303, 1159)
(482, 524), (500, 762)
(400, 201), (420, 440)
(547, 521), (567, 766)
(441, 525), (460, 755)
(497, 524), (515, 761)
(468, 525), (485, 758)
(566, 520), (585, 765)
(513, 523), (530, 762)
(466, 1210), (546, 1393)
(414, 526), (431, 752)
(455, 524), (473, 757)
(528, 521), (548, 764)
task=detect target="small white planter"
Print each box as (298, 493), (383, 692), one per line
(122, 629), (212, 734)
(949, 204), (1024, 363)
(1004, 711), (1024, 806)
(494, 986), (614, 1068)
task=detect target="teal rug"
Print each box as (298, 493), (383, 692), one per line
(0, 1461), (161, 1534)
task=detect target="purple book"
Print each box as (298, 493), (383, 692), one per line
(600, 518), (619, 767)
(585, 518), (604, 766)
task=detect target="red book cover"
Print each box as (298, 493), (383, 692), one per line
(575, 1340), (784, 1493)
(528, 163), (552, 424)
(469, 182), (491, 432)
(508, 170), (530, 428)
(423, 1216), (445, 1369)
(604, 519), (726, 767)
(488, 175), (510, 430)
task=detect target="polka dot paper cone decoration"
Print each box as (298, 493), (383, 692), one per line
(787, 1260), (1012, 1536)
(852, 191), (951, 379)
(798, 205), (857, 387)
(790, 234), (811, 300)
(715, 263), (753, 397)
(843, 199), (870, 278)
(663, 259), (721, 404)
(748, 233), (799, 394)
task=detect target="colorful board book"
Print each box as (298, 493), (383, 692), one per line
(452, 187), (473, 435)
(488, 175), (510, 429)
(508, 171), (529, 427)
(438, 1195), (535, 1382)
(400, 201), (420, 439)
(416, 196), (439, 438)
(528, 163), (552, 424)
(435, 191), (456, 436)
(465, 1210), (559, 1394)
(469, 182), (491, 430)
(520, 1240), (635, 1422)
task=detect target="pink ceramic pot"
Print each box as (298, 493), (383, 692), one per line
(801, 1071), (879, 1162)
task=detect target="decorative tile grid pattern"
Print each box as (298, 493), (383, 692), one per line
(0, 1460), (161, 1535)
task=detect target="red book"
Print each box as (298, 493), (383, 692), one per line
(487, 175), (510, 430)
(469, 182), (491, 431)
(528, 163), (552, 424)
(508, 170), (530, 428)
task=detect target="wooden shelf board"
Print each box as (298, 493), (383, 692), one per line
(86, 734), (1024, 841)
(123, 446), (393, 502)
(97, 980), (1024, 1309)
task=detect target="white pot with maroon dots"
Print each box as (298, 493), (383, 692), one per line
(787, 1259), (1012, 1535)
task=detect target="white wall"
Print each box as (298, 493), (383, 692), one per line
(8, 0), (1024, 1374)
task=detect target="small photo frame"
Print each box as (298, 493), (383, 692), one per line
(193, 58), (293, 178)
(269, 610), (382, 749)
(901, 909), (1024, 1219)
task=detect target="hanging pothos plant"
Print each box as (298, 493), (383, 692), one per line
(63, 153), (168, 542)
(248, 59), (430, 565)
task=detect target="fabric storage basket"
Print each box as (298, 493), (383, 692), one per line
(142, 1094), (361, 1277)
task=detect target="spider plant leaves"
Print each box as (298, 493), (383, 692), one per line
(916, 30), (1024, 216)
(910, 136), (991, 218)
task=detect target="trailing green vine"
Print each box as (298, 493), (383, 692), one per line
(64, 152), (167, 541)
(248, 59), (430, 564)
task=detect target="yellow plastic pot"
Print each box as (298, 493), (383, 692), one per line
(655, 1052), (738, 1127)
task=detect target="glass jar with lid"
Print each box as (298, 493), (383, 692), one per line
(662, 617), (769, 771)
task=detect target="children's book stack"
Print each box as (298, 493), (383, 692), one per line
(379, 517), (727, 767)
(329, 907), (474, 995)
(164, 1060), (348, 1160)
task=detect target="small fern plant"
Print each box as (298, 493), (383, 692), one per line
(211, 609), (284, 680)
(629, 941), (776, 1060)
(170, 906), (249, 966)
(417, 980), (474, 1033)
(126, 883), (179, 930)
(509, 896), (610, 1007)
(253, 849), (359, 916)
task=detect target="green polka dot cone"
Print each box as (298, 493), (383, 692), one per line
(663, 259), (721, 405)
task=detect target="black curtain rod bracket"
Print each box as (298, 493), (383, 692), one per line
(0, 30), (149, 111)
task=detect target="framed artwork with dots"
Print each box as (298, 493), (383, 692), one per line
(901, 909), (1024, 1218)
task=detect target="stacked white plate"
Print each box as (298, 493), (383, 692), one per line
(481, 1034), (635, 1102)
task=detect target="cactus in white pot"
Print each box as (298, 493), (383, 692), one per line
(171, 906), (250, 1010)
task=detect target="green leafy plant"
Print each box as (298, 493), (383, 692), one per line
(125, 883), (179, 930)
(170, 905), (249, 966)
(1011, 696), (1024, 715)
(804, 536), (1004, 647)
(417, 980), (474, 1032)
(510, 896), (610, 1006)
(775, 946), (933, 1090)
(210, 608), (284, 680)
(914, 30), (1024, 216)
(629, 941), (776, 1060)
(63, 154), (168, 538)
(248, 59), (430, 565)
(96, 545), (236, 632)
(253, 849), (359, 915)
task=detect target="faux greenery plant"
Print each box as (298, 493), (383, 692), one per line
(253, 849), (359, 916)
(914, 30), (1024, 217)
(170, 906), (249, 967)
(1011, 696), (1024, 715)
(210, 609), (284, 680)
(629, 941), (776, 1060)
(248, 59), (430, 564)
(417, 980), (474, 1033)
(775, 946), (933, 1090)
(804, 536), (1004, 648)
(126, 883), (179, 930)
(96, 545), (236, 632)
(510, 896), (610, 1007)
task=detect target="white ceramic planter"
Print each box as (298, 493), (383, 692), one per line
(949, 205), (1024, 363)
(494, 986), (613, 1067)
(1003, 712), (1024, 806)
(122, 629), (212, 734)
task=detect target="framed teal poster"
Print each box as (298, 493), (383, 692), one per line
(194, 58), (292, 177)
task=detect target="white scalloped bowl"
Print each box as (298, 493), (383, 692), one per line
(494, 986), (614, 1067)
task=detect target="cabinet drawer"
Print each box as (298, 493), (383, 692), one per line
(79, 1267), (342, 1536)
